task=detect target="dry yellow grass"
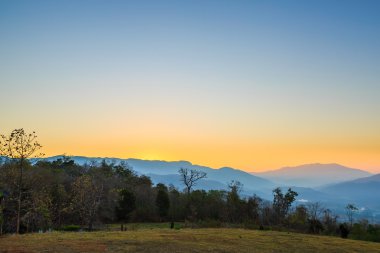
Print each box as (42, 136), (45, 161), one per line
(0, 228), (379, 253)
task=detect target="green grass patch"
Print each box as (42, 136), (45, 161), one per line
(1, 228), (379, 253)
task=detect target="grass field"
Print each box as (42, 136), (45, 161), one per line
(1, 228), (379, 253)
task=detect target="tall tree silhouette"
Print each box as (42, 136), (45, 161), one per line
(346, 203), (358, 228)
(0, 129), (43, 234)
(155, 183), (170, 220)
(272, 187), (298, 224)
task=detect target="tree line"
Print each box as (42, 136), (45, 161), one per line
(0, 129), (379, 242)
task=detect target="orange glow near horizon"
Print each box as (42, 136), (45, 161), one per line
(3, 98), (380, 174)
(31, 126), (380, 174)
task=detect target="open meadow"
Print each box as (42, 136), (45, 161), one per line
(1, 228), (379, 253)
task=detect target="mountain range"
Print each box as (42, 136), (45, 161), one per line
(20, 155), (380, 218)
(320, 173), (380, 209)
(253, 163), (372, 188)
(37, 156), (274, 196)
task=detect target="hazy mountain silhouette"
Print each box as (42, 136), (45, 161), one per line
(348, 173), (380, 183)
(320, 174), (380, 209)
(38, 156), (274, 194)
(21, 156), (380, 214)
(253, 163), (371, 187)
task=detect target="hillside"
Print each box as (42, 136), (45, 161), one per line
(1, 228), (380, 253)
(254, 163), (371, 187)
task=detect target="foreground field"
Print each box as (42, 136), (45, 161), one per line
(1, 228), (379, 253)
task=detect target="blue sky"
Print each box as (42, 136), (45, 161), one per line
(1, 0), (379, 172)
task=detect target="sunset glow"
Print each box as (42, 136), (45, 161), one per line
(1, 0), (379, 173)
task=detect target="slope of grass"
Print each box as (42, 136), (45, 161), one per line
(1, 228), (379, 253)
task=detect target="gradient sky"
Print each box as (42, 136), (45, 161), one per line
(1, 0), (379, 173)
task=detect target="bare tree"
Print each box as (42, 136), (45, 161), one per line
(228, 180), (243, 193)
(0, 129), (43, 234)
(178, 168), (207, 194)
(346, 203), (358, 228)
(307, 202), (325, 221)
(322, 208), (338, 234)
(71, 175), (104, 231)
(307, 202), (325, 234)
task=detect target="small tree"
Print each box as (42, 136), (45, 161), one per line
(178, 168), (207, 194)
(272, 187), (298, 224)
(155, 183), (170, 220)
(227, 180), (244, 223)
(247, 195), (262, 224)
(322, 209), (338, 235)
(0, 129), (43, 234)
(307, 202), (325, 234)
(346, 203), (358, 228)
(116, 189), (136, 222)
(289, 205), (308, 231)
(307, 202), (324, 221)
(71, 175), (104, 231)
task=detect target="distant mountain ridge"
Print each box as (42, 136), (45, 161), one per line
(320, 174), (380, 209)
(34, 155), (274, 195)
(349, 173), (380, 183)
(13, 156), (375, 191)
(253, 163), (372, 188)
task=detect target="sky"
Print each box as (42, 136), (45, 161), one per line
(0, 0), (379, 173)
